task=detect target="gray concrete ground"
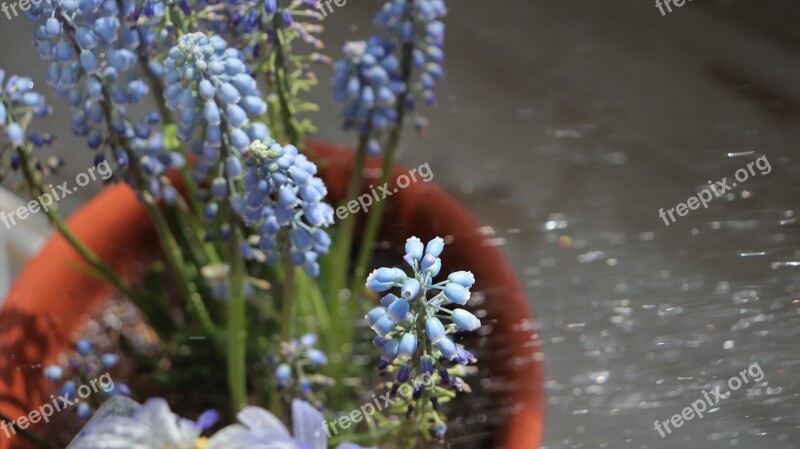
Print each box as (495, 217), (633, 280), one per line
(3, 0), (800, 447)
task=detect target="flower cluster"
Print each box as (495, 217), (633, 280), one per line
(267, 333), (332, 402)
(374, 0), (447, 111)
(226, 0), (325, 60)
(26, 0), (182, 201)
(0, 71), (55, 180)
(332, 38), (404, 153)
(241, 139), (333, 276)
(163, 32), (268, 183)
(365, 236), (478, 435)
(69, 397), (371, 449)
(43, 339), (129, 420)
(0, 72), (49, 145)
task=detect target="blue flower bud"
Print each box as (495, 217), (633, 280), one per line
(225, 156), (242, 178)
(380, 293), (399, 308)
(108, 49), (136, 71)
(420, 355), (434, 375)
(447, 271), (475, 288)
(405, 237), (423, 260)
(211, 177), (228, 199)
(455, 347), (477, 365)
(397, 364), (412, 383)
(387, 297), (409, 322)
(241, 96), (267, 115)
(196, 409), (219, 432)
(443, 282), (470, 305)
(75, 27), (97, 49)
(380, 338), (399, 361)
(76, 339), (92, 356)
(367, 307), (386, 325)
(43, 365), (63, 380)
(398, 333), (417, 361)
(401, 278), (420, 300)
(229, 128), (250, 151)
(421, 254), (437, 270)
(290, 228), (312, 251)
(6, 123), (23, 146)
(93, 17), (118, 44)
(373, 267), (405, 283)
(300, 333), (317, 347)
(425, 317), (446, 344)
(226, 104), (248, 127)
(281, 9), (293, 26)
(299, 379), (312, 396)
(372, 315), (396, 337)
(307, 349), (327, 366)
(60, 381), (77, 398)
(204, 202), (219, 220)
(203, 101), (221, 125)
(76, 402), (92, 420)
(452, 309), (481, 331)
(101, 353), (120, 368)
(45, 18), (61, 36)
(275, 364), (292, 382)
(366, 272), (393, 292)
(437, 337), (458, 360)
(427, 258), (442, 277)
(219, 82), (240, 104)
(198, 80), (215, 100)
(79, 50), (99, 74)
(425, 237), (445, 257)
(433, 424), (447, 440)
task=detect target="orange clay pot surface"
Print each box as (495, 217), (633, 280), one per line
(0, 142), (544, 449)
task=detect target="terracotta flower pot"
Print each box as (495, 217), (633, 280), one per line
(0, 142), (544, 449)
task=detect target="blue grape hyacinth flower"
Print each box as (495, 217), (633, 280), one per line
(162, 31), (268, 185)
(27, 0), (181, 202)
(365, 235), (479, 380)
(43, 339), (129, 421)
(268, 333), (332, 400)
(372, 0), (447, 131)
(240, 139), (334, 275)
(332, 37), (405, 153)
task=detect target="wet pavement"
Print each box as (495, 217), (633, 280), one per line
(2, 0), (800, 447)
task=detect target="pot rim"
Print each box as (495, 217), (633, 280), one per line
(0, 141), (544, 449)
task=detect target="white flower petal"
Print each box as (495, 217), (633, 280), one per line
(237, 406), (290, 437)
(291, 399), (326, 449)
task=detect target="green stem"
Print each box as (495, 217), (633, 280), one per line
(4, 105), (138, 301)
(0, 412), (60, 449)
(273, 26), (304, 146)
(143, 193), (216, 333)
(323, 129), (370, 371)
(227, 226), (248, 413)
(281, 228), (296, 341)
(57, 15), (216, 334)
(346, 36), (415, 314)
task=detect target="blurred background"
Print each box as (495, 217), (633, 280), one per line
(2, 0), (800, 447)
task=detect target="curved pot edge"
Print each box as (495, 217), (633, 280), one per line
(0, 141), (545, 449)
